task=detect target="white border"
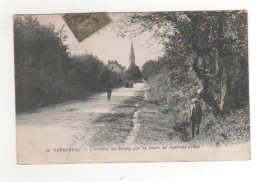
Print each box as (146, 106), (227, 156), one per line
(1, 0), (259, 182)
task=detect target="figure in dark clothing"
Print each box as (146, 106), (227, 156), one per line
(106, 87), (112, 100)
(189, 97), (202, 138)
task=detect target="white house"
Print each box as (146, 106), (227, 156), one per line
(107, 60), (125, 75)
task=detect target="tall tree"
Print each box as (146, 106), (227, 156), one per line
(120, 11), (248, 116)
(14, 16), (70, 110)
(127, 64), (142, 82)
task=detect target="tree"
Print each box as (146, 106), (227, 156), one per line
(14, 16), (70, 110)
(14, 16), (123, 112)
(127, 64), (142, 82)
(120, 11), (248, 116)
(68, 54), (123, 91)
(142, 60), (159, 80)
(70, 54), (104, 91)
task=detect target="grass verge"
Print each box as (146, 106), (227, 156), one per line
(89, 97), (139, 147)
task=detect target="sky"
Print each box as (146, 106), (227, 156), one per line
(36, 13), (164, 69)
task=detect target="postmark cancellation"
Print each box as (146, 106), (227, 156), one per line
(63, 13), (111, 42)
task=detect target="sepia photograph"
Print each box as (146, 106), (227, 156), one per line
(14, 11), (250, 164)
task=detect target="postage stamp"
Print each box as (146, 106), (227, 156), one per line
(63, 13), (111, 42)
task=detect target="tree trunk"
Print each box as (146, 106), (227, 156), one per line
(190, 13), (231, 117)
(221, 55), (233, 114)
(192, 54), (222, 117)
(199, 88), (222, 116)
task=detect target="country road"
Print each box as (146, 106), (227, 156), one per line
(16, 83), (146, 160)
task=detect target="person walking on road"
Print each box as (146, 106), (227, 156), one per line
(106, 87), (112, 100)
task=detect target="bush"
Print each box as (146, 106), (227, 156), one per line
(14, 16), (123, 112)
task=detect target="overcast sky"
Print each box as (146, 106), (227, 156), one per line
(36, 13), (164, 68)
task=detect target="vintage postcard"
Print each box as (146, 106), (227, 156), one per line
(15, 11), (250, 164)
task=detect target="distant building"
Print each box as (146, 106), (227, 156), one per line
(107, 60), (125, 75)
(129, 41), (135, 66)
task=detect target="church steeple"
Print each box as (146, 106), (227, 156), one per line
(129, 41), (135, 65)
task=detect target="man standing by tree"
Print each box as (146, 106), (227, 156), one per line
(189, 93), (203, 138)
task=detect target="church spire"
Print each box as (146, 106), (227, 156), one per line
(129, 41), (135, 66)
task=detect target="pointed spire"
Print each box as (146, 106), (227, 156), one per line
(129, 41), (135, 66)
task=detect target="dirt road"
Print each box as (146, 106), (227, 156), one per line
(16, 83), (145, 160)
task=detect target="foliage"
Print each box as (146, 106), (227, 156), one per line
(142, 60), (163, 80)
(121, 11), (249, 117)
(14, 16), (122, 112)
(127, 63), (142, 82)
(119, 11), (250, 144)
(193, 108), (250, 145)
(69, 54), (107, 91)
(14, 16), (69, 110)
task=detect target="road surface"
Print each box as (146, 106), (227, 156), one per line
(16, 83), (145, 161)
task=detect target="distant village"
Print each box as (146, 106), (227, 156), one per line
(106, 42), (142, 87)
